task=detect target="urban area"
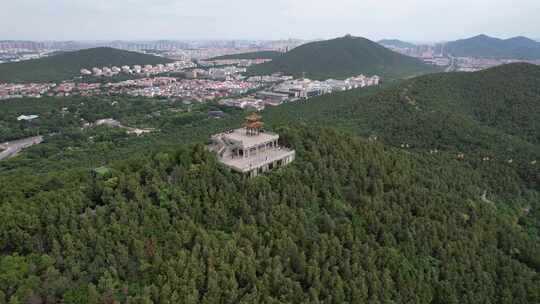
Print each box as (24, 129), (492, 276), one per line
(0, 46), (381, 112)
(380, 41), (540, 72)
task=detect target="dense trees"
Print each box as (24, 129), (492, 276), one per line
(0, 96), (199, 143)
(247, 36), (437, 80)
(0, 127), (539, 303)
(0, 48), (172, 83)
(264, 63), (540, 189)
(0, 96), (245, 176)
(1, 62), (540, 302)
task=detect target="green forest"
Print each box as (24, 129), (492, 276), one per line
(0, 63), (539, 303)
(247, 36), (438, 80)
(0, 48), (172, 83)
(264, 63), (540, 189)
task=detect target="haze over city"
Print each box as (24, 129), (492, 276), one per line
(2, 0), (540, 41)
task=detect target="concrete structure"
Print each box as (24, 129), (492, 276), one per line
(0, 136), (43, 161)
(256, 91), (289, 103)
(17, 114), (39, 121)
(209, 114), (295, 177)
(91, 68), (103, 76)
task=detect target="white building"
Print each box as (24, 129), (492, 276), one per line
(92, 68), (103, 76)
(209, 114), (295, 177)
(17, 114), (39, 121)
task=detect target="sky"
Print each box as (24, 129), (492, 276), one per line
(1, 0), (539, 42)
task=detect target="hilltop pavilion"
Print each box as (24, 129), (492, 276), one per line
(209, 113), (295, 177)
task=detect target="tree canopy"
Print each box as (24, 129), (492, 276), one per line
(0, 62), (539, 303)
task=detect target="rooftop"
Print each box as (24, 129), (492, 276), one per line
(219, 147), (295, 173)
(221, 128), (279, 148)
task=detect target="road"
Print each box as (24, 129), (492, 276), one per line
(0, 136), (43, 160)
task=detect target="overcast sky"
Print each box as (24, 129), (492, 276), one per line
(1, 0), (539, 42)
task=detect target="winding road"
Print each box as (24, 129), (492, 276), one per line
(0, 136), (43, 160)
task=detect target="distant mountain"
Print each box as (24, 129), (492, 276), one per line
(0, 47), (173, 83)
(378, 39), (417, 49)
(210, 51), (282, 60)
(504, 36), (539, 48)
(247, 35), (438, 80)
(443, 34), (540, 59)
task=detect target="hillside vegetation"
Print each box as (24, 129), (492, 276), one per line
(264, 63), (540, 188)
(210, 51), (282, 60)
(443, 34), (540, 59)
(265, 63), (540, 150)
(0, 63), (539, 303)
(0, 47), (173, 83)
(389, 63), (540, 144)
(1, 126), (539, 303)
(248, 36), (437, 80)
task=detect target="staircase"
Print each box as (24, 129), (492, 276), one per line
(213, 136), (227, 158)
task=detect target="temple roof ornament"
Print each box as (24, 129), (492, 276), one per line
(244, 112), (264, 136)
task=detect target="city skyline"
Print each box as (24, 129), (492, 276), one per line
(1, 0), (540, 42)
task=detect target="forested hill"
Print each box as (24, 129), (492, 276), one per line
(247, 35), (438, 80)
(0, 47), (173, 83)
(266, 63), (540, 149)
(1, 62), (540, 302)
(391, 63), (540, 144)
(264, 63), (540, 188)
(210, 50), (282, 60)
(443, 34), (540, 59)
(1, 126), (539, 302)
